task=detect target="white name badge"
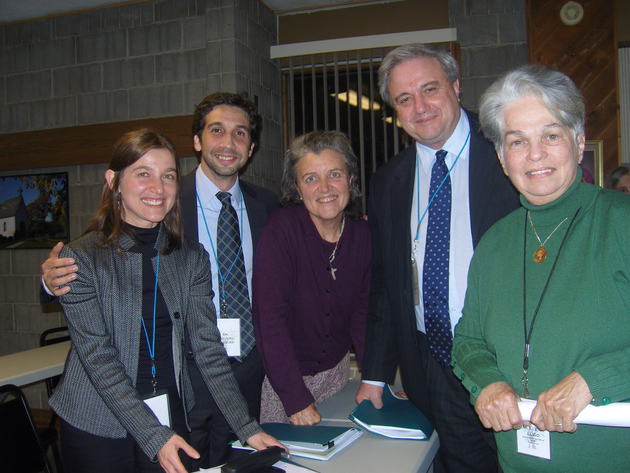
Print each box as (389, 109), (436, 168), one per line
(143, 391), (171, 428)
(217, 318), (241, 357)
(517, 425), (551, 460)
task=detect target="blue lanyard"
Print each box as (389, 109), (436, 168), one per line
(195, 190), (245, 300)
(414, 130), (471, 241)
(140, 252), (160, 394)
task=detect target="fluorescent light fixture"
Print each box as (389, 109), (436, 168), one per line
(330, 90), (381, 111)
(383, 116), (402, 127)
(271, 28), (457, 59)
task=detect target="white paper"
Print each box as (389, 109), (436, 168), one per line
(144, 392), (171, 427)
(518, 399), (630, 427)
(516, 425), (551, 459)
(196, 459), (318, 473)
(274, 459), (320, 472)
(217, 318), (241, 356)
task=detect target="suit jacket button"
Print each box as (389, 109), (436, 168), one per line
(173, 312), (181, 319)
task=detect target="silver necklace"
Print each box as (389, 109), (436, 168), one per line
(328, 217), (346, 280)
(527, 211), (568, 263)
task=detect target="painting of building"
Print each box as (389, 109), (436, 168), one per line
(0, 194), (31, 239)
(0, 173), (69, 249)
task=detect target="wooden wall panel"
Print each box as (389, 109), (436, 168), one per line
(0, 115), (196, 172)
(279, 0), (448, 44)
(527, 0), (619, 175)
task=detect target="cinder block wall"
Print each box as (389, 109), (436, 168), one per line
(449, 0), (528, 111)
(0, 0), (280, 408)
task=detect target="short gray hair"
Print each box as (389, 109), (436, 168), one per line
(378, 43), (460, 107)
(281, 130), (362, 218)
(479, 65), (585, 153)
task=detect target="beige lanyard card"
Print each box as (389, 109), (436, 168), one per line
(217, 318), (241, 357)
(143, 391), (171, 428)
(517, 425), (551, 460)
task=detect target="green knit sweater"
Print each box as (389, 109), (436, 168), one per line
(452, 173), (630, 473)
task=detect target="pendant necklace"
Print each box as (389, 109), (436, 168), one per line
(328, 216), (346, 281)
(520, 207), (580, 397)
(527, 211), (569, 263)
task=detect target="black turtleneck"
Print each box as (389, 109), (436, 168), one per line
(126, 224), (177, 398)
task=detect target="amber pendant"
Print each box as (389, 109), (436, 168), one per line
(533, 247), (547, 263)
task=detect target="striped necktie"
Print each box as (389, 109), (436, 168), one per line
(216, 191), (255, 358)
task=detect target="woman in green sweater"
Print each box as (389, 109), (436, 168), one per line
(452, 65), (630, 473)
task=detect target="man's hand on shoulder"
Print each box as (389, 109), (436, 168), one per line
(41, 242), (78, 297)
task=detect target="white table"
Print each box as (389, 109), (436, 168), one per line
(0, 340), (70, 387)
(289, 379), (439, 473)
(288, 420), (438, 473)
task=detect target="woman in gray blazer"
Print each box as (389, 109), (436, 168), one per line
(50, 129), (280, 473)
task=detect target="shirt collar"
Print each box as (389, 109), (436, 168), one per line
(415, 108), (470, 173)
(195, 166), (243, 209)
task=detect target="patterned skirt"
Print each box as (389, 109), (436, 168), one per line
(260, 352), (350, 423)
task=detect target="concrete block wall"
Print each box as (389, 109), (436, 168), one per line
(0, 0), (281, 184)
(449, 0), (528, 111)
(0, 0), (281, 408)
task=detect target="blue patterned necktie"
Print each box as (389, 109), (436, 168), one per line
(216, 191), (255, 358)
(422, 149), (452, 367)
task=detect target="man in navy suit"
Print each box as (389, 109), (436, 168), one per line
(355, 44), (519, 473)
(40, 92), (277, 469)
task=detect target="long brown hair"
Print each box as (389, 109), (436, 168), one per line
(85, 128), (183, 253)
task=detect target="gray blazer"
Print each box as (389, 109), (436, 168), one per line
(50, 226), (261, 460)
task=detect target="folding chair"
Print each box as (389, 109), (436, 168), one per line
(39, 326), (70, 473)
(0, 383), (54, 473)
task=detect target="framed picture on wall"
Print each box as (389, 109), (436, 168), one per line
(581, 140), (603, 187)
(0, 172), (69, 249)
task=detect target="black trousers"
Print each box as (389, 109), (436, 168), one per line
(404, 332), (500, 473)
(59, 408), (190, 473)
(188, 346), (265, 470)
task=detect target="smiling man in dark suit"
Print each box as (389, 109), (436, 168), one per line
(180, 92), (277, 469)
(355, 44), (519, 473)
(40, 92), (277, 469)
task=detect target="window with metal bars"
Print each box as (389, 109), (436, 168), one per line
(280, 48), (412, 212)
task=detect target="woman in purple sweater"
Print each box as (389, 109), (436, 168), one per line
(253, 130), (371, 425)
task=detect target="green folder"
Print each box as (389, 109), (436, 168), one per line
(348, 386), (434, 440)
(261, 423), (358, 450)
(237, 423), (362, 460)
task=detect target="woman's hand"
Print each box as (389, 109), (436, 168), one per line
(245, 432), (286, 451)
(530, 371), (592, 433)
(475, 381), (523, 431)
(289, 403), (321, 425)
(157, 434), (199, 473)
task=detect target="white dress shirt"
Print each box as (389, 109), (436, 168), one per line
(411, 110), (474, 335)
(195, 167), (254, 316)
